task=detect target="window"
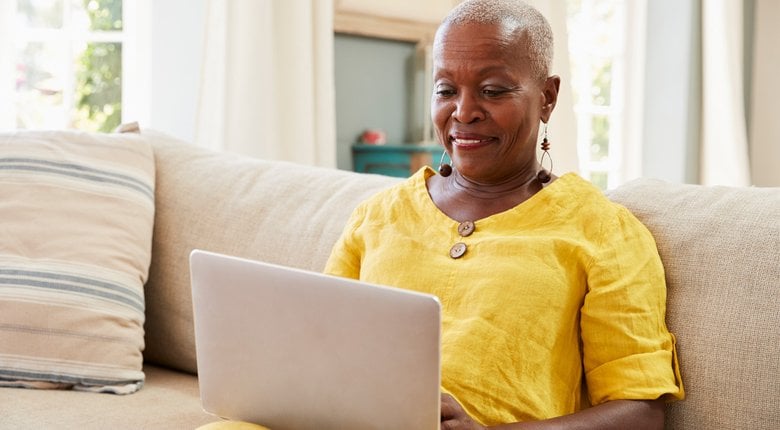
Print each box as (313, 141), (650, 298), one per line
(566, 0), (645, 189)
(4, 0), (124, 132)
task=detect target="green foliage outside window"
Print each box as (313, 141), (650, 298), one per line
(74, 0), (122, 132)
(85, 0), (123, 31)
(590, 115), (610, 161)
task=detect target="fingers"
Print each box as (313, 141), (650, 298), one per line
(441, 418), (458, 430)
(440, 393), (484, 430)
(440, 393), (458, 419)
(441, 417), (483, 430)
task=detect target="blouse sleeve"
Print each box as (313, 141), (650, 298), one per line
(323, 203), (367, 280)
(580, 206), (684, 405)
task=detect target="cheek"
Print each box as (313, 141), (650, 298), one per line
(493, 103), (533, 132)
(431, 100), (451, 127)
(430, 103), (451, 145)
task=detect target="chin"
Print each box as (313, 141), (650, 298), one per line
(451, 160), (481, 178)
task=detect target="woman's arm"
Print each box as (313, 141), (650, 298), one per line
(441, 393), (665, 430)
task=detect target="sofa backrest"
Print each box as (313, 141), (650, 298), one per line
(143, 131), (400, 374)
(145, 130), (779, 428)
(607, 179), (780, 429)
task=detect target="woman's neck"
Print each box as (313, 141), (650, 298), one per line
(448, 168), (542, 200)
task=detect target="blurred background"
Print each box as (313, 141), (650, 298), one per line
(1, 0), (777, 188)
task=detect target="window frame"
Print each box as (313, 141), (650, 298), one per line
(0, 0), (151, 131)
(567, 0), (646, 189)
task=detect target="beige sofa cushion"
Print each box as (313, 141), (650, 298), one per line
(0, 130), (154, 394)
(607, 179), (780, 429)
(0, 364), (212, 428)
(144, 131), (400, 374)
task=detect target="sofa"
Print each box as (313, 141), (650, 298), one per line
(0, 128), (777, 429)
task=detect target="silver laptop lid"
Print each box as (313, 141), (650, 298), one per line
(190, 249), (441, 430)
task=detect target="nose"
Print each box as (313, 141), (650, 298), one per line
(452, 91), (486, 124)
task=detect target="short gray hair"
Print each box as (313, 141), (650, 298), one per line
(438, 0), (554, 79)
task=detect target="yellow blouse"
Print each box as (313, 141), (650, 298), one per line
(324, 167), (684, 425)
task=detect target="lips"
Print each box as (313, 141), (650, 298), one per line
(450, 134), (494, 149)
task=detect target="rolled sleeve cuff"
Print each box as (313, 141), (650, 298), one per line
(586, 341), (685, 405)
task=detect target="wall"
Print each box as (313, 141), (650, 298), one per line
(336, 0), (453, 23)
(334, 34), (423, 171)
(749, 0), (780, 186)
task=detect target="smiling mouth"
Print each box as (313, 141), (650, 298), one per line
(450, 136), (494, 149)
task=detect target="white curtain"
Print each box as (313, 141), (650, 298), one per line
(700, 0), (751, 186)
(749, 0), (780, 187)
(196, 0), (336, 167)
(527, 0), (579, 176)
(0, 1), (16, 130)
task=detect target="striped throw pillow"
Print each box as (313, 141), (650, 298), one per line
(0, 129), (154, 394)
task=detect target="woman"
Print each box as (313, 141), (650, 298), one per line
(325, 0), (684, 428)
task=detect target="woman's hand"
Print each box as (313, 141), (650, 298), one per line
(441, 393), (486, 430)
(440, 394), (664, 430)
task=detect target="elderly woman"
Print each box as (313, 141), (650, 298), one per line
(324, 0), (684, 428)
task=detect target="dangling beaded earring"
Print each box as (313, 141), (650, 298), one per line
(438, 150), (453, 177)
(537, 123), (553, 184)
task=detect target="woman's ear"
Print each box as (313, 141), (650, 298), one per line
(540, 75), (561, 122)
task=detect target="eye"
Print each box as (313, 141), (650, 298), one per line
(482, 88), (507, 97)
(434, 85), (456, 98)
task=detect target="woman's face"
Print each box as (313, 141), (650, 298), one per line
(431, 22), (555, 183)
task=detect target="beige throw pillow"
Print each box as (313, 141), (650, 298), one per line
(0, 130), (155, 394)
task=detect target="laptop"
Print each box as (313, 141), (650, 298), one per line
(189, 249), (442, 430)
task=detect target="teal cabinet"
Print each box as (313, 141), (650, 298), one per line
(352, 144), (444, 178)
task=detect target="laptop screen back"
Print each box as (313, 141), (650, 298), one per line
(190, 249), (441, 430)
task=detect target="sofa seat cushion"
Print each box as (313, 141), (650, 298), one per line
(0, 364), (213, 428)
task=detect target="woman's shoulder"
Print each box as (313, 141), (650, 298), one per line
(549, 173), (648, 233)
(547, 173), (617, 211)
(352, 167), (432, 216)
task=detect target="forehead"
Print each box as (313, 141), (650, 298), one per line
(433, 22), (531, 73)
